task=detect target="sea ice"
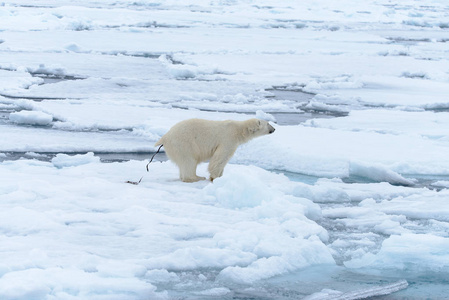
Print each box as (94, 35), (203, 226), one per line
(0, 158), (334, 298)
(345, 234), (449, 275)
(304, 280), (409, 300)
(52, 152), (100, 168)
(9, 110), (53, 126)
(1, 0), (449, 298)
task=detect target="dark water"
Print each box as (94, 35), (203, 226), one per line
(0, 151), (167, 163)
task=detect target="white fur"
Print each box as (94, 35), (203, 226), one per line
(155, 118), (275, 182)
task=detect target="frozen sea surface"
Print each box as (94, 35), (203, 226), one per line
(1, 0), (449, 299)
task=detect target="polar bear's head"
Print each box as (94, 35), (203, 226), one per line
(247, 118), (275, 138)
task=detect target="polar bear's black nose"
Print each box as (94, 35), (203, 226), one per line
(268, 124), (275, 134)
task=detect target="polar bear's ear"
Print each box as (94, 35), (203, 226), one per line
(256, 119), (263, 131)
(248, 119), (261, 134)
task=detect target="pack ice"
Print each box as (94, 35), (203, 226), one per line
(1, 0), (449, 299)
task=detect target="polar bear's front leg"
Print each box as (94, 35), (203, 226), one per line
(208, 146), (237, 181)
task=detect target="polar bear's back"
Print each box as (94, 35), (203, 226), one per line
(159, 118), (235, 143)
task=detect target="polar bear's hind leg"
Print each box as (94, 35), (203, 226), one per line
(179, 157), (205, 182)
(162, 142), (205, 182)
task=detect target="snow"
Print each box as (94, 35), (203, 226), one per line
(1, 0), (449, 299)
(0, 160), (333, 299)
(234, 125), (449, 180)
(305, 109), (449, 139)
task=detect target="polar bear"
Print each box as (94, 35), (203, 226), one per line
(154, 118), (275, 182)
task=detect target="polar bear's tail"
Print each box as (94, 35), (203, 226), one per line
(146, 144), (164, 172)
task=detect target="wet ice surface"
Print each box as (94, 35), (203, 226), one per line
(1, 1), (449, 299)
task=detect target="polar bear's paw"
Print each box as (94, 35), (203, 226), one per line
(181, 175), (206, 183)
